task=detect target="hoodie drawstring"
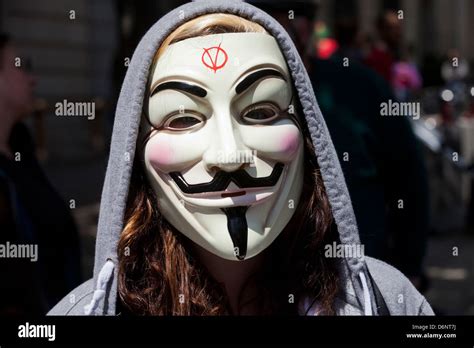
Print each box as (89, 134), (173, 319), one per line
(84, 260), (115, 315)
(358, 272), (373, 316)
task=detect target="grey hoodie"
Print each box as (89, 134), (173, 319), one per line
(48, 0), (433, 316)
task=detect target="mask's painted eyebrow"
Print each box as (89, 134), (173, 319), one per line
(235, 69), (286, 95)
(150, 81), (207, 98)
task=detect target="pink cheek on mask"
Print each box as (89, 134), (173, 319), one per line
(280, 130), (300, 156)
(146, 142), (175, 170)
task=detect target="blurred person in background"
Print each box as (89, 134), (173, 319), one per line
(332, 15), (364, 62)
(365, 10), (402, 83)
(249, 1), (430, 292)
(0, 33), (82, 315)
(391, 45), (423, 102)
(365, 10), (423, 103)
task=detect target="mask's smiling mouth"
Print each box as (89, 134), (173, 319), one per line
(169, 162), (284, 193)
(164, 163), (287, 208)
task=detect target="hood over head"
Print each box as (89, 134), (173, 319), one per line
(87, 0), (371, 316)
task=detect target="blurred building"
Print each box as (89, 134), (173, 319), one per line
(0, 0), (118, 162)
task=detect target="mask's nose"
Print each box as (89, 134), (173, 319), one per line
(203, 107), (252, 172)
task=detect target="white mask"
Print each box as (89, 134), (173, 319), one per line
(143, 32), (303, 261)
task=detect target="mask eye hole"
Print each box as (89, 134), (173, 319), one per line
(241, 102), (280, 124)
(163, 112), (205, 131)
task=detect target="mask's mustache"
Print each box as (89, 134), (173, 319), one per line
(169, 163), (284, 194)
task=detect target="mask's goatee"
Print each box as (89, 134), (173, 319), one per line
(221, 206), (249, 261)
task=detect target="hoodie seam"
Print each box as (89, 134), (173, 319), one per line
(65, 290), (95, 315)
(417, 298), (431, 315)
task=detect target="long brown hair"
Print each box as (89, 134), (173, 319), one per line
(117, 14), (340, 315)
